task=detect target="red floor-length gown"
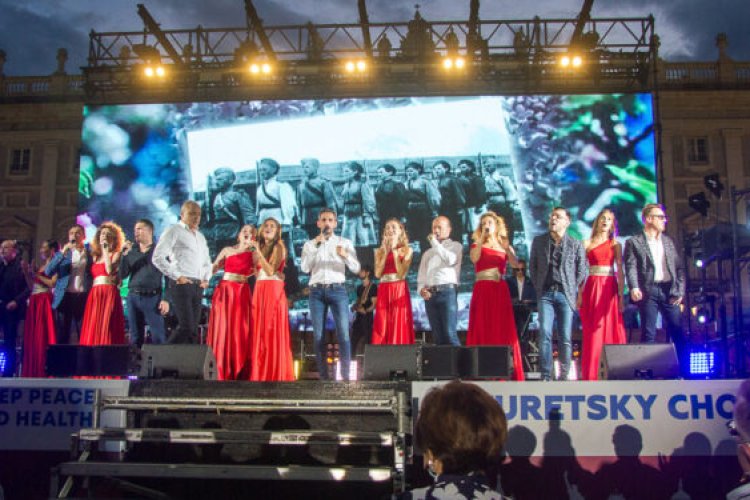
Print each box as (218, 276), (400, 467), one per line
(372, 250), (415, 345)
(466, 245), (525, 381)
(207, 251), (254, 381)
(580, 241), (626, 380)
(79, 262), (126, 345)
(21, 270), (56, 377)
(250, 259), (294, 381)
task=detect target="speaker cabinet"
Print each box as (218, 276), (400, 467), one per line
(600, 343), (679, 380)
(420, 346), (463, 379)
(363, 345), (421, 381)
(138, 345), (217, 380)
(464, 346), (514, 380)
(46, 345), (132, 377)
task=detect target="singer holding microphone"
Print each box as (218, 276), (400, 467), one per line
(466, 212), (524, 381)
(417, 216), (463, 346)
(79, 222), (126, 346)
(301, 208), (361, 381)
(46, 224), (94, 344)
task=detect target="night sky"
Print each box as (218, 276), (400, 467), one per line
(0, 0), (748, 76)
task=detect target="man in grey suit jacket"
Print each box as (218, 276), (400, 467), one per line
(623, 203), (686, 374)
(529, 207), (587, 381)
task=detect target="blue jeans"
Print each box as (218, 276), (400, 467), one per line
(638, 283), (686, 375)
(538, 290), (574, 380)
(127, 293), (167, 346)
(309, 284), (351, 380)
(424, 287), (460, 346)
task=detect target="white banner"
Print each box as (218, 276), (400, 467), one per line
(411, 379), (742, 457)
(0, 379), (129, 451)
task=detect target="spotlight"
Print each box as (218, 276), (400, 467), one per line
(560, 55), (571, 67)
(144, 66), (154, 78)
(694, 255), (704, 268)
(441, 56), (466, 71)
(442, 58), (454, 69)
(345, 61), (356, 72)
(344, 59), (367, 73)
(261, 62), (272, 74)
(249, 63), (260, 74)
(356, 60), (367, 72)
(455, 57), (465, 69)
(704, 173), (724, 198)
(689, 349), (717, 377)
(688, 192), (710, 217)
(572, 55), (583, 67)
(154, 66), (165, 77)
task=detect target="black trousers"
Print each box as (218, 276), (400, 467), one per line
(0, 310), (21, 377)
(55, 291), (88, 344)
(167, 281), (202, 344)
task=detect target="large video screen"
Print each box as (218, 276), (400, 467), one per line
(78, 94), (656, 331)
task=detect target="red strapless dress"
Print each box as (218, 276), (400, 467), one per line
(207, 251), (254, 381)
(579, 241), (626, 380)
(250, 259), (294, 381)
(372, 251), (415, 345)
(79, 262), (125, 345)
(466, 245), (524, 381)
(21, 271), (56, 377)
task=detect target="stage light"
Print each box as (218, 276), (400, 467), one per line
(249, 63), (260, 74)
(560, 55), (571, 67)
(455, 57), (465, 69)
(704, 173), (724, 198)
(344, 59), (367, 73)
(0, 347), (8, 374)
(688, 192), (710, 217)
(442, 56), (466, 71)
(142, 64), (166, 79)
(356, 60), (367, 72)
(694, 255), (705, 268)
(155, 66), (165, 77)
(261, 63), (272, 74)
(442, 58), (454, 69)
(345, 61), (356, 72)
(689, 350), (716, 376)
(572, 55), (583, 67)
(144, 66), (154, 78)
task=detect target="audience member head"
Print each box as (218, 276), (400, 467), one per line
(415, 381), (507, 476)
(358, 264), (373, 280)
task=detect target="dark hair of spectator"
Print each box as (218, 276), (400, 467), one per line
(415, 380), (507, 475)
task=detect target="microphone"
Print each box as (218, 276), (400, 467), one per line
(102, 243), (109, 251)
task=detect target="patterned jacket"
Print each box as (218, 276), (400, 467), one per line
(623, 232), (686, 299)
(529, 232), (587, 310)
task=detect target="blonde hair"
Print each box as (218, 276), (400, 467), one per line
(590, 208), (619, 241)
(91, 221), (125, 260)
(258, 218), (284, 261)
(471, 211), (508, 245)
(381, 218), (410, 248)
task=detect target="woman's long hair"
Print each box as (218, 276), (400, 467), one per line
(589, 208), (618, 241)
(381, 218), (409, 249)
(258, 218), (284, 262)
(90, 221), (125, 260)
(471, 211), (508, 246)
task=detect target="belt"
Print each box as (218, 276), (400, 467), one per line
(256, 270), (282, 282)
(545, 283), (564, 293)
(310, 283), (345, 289)
(31, 284), (50, 295)
(654, 281), (672, 286)
(589, 266), (615, 277)
(379, 273), (403, 283)
(130, 288), (161, 296)
(475, 268), (501, 281)
(222, 272), (250, 283)
(93, 276), (116, 286)
(427, 284), (457, 293)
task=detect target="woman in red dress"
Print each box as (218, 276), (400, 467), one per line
(372, 218), (415, 345)
(579, 209), (626, 380)
(466, 212), (525, 381)
(21, 240), (59, 377)
(207, 224), (256, 381)
(79, 222), (126, 346)
(250, 218), (294, 381)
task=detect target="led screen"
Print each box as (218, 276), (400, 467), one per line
(79, 94), (656, 331)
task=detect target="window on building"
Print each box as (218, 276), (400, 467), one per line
(687, 137), (709, 164)
(9, 148), (31, 175)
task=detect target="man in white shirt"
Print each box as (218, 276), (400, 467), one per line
(301, 207), (361, 380)
(624, 203), (686, 374)
(46, 224), (93, 344)
(153, 200), (212, 344)
(417, 216), (463, 345)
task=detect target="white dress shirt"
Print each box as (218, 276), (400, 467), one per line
(301, 235), (360, 285)
(417, 237), (463, 290)
(646, 232), (668, 282)
(67, 248), (87, 292)
(152, 221), (212, 282)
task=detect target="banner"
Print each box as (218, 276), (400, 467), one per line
(411, 379), (742, 457)
(0, 379), (129, 451)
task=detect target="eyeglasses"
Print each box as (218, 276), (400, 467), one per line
(650, 214), (668, 221)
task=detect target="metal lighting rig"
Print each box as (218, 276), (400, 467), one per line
(82, 1), (657, 103)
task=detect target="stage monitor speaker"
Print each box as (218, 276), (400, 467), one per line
(363, 345), (421, 381)
(138, 345), (217, 380)
(421, 346), (463, 379)
(464, 346), (514, 380)
(91, 346), (132, 377)
(600, 343), (679, 380)
(46, 345), (91, 377)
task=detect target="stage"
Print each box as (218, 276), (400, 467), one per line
(0, 377), (742, 499)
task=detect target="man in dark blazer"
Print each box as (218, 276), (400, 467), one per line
(507, 258), (537, 303)
(45, 224), (93, 344)
(623, 203), (686, 374)
(529, 207), (587, 381)
(0, 240), (30, 376)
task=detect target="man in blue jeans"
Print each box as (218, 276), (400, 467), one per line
(529, 207), (587, 380)
(417, 216), (463, 345)
(301, 208), (361, 380)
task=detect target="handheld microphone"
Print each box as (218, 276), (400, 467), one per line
(102, 243), (109, 251)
